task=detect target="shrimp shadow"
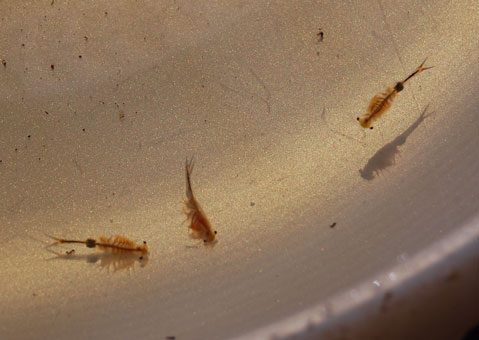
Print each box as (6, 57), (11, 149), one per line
(359, 105), (433, 181)
(184, 237), (218, 249)
(45, 248), (149, 272)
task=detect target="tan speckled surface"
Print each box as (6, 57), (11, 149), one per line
(1, 1), (478, 339)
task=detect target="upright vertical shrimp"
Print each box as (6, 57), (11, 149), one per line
(357, 58), (433, 129)
(183, 158), (217, 243)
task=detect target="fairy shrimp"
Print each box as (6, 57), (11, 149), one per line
(183, 157), (217, 243)
(357, 58), (433, 129)
(46, 248), (149, 271)
(48, 235), (148, 256)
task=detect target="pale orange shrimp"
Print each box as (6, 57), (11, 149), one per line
(357, 58), (433, 129)
(183, 157), (217, 243)
(48, 235), (149, 256)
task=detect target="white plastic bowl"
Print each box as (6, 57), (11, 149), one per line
(1, 1), (478, 339)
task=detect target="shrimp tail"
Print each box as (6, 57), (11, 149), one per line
(44, 233), (65, 247)
(185, 156), (195, 200)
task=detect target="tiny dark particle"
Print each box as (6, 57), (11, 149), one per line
(15, 148), (18, 152)
(79, 55), (82, 59)
(329, 222), (336, 228)
(104, 11), (108, 16)
(27, 135), (31, 139)
(0, 160), (2, 163)
(21, 43), (25, 47)
(317, 28), (324, 42)
(380, 291), (393, 313)
(445, 270), (460, 282)
(1, 59), (6, 67)
(82, 128), (85, 132)
(250, 202), (255, 207)
(45, 111), (49, 115)
(84, 36), (89, 41)
(50, 64), (54, 70)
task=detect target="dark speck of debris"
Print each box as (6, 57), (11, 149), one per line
(27, 135), (31, 139)
(445, 270), (460, 282)
(45, 111), (49, 115)
(317, 28), (324, 42)
(84, 36), (89, 41)
(21, 43), (25, 47)
(104, 11), (108, 16)
(15, 148), (18, 152)
(82, 128), (85, 132)
(50, 64), (54, 70)
(1, 59), (6, 67)
(250, 202), (255, 207)
(79, 55), (82, 59)
(38, 157), (41, 161)
(380, 291), (393, 313)
(0, 160), (2, 163)
(329, 222), (336, 228)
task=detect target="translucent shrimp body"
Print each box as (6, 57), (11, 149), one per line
(357, 58), (433, 129)
(49, 235), (149, 256)
(183, 158), (217, 243)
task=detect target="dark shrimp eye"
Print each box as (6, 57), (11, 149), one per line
(370, 126), (373, 129)
(356, 117), (360, 121)
(143, 241), (147, 244)
(214, 231), (217, 234)
(203, 240), (207, 243)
